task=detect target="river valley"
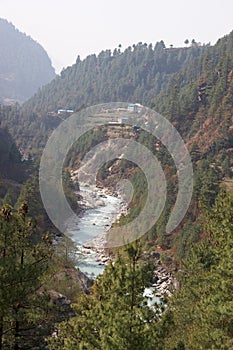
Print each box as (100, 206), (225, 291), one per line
(66, 185), (176, 302)
(67, 185), (123, 278)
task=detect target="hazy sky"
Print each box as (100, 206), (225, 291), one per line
(1, 0), (233, 73)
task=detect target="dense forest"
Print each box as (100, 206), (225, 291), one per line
(48, 191), (233, 349)
(23, 40), (206, 113)
(0, 32), (232, 162)
(0, 27), (232, 349)
(0, 18), (55, 103)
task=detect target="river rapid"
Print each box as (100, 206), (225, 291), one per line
(66, 185), (174, 306)
(67, 185), (123, 278)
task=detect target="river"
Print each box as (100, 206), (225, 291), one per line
(66, 185), (170, 307)
(67, 185), (123, 278)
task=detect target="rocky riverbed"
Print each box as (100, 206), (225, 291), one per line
(67, 181), (177, 298)
(152, 258), (177, 297)
(66, 184), (127, 276)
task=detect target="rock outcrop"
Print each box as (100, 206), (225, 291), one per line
(150, 252), (177, 297)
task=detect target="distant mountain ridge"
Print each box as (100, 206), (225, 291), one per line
(0, 31), (232, 170)
(24, 41), (206, 113)
(0, 18), (56, 103)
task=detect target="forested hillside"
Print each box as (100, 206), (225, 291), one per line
(0, 18), (55, 103)
(0, 32), (232, 163)
(0, 30), (232, 254)
(0, 41), (208, 155)
(0, 28), (232, 349)
(0, 125), (28, 207)
(48, 191), (233, 350)
(151, 31), (233, 156)
(0, 114), (89, 350)
(24, 41), (206, 113)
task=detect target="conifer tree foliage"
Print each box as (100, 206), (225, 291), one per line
(0, 203), (53, 350)
(151, 31), (233, 153)
(0, 127), (26, 183)
(48, 244), (168, 350)
(24, 41), (205, 114)
(162, 191), (233, 350)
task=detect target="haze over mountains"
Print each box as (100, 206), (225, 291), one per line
(0, 18), (55, 104)
(0, 30), (231, 165)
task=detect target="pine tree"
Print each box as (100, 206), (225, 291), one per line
(162, 191), (233, 349)
(48, 243), (167, 350)
(0, 203), (53, 349)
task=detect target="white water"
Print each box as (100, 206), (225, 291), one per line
(66, 186), (163, 309)
(67, 186), (122, 278)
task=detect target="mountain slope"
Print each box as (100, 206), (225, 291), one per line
(23, 41), (206, 113)
(150, 31), (233, 159)
(0, 18), (56, 103)
(1, 32), (232, 168)
(0, 125), (28, 206)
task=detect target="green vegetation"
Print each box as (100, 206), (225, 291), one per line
(0, 27), (232, 349)
(0, 127), (26, 183)
(0, 203), (53, 349)
(24, 41), (205, 114)
(0, 202), (90, 350)
(47, 191), (233, 350)
(151, 31), (233, 151)
(1, 31), (232, 167)
(48, 243), (168, 350)
(0, 191), (232, 349)
(1, 41), (206, 155)
(163, 191), (233, 349)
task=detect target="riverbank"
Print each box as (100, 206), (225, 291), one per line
(67, 184), (127, 276)
(68, 181), (177, 297)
